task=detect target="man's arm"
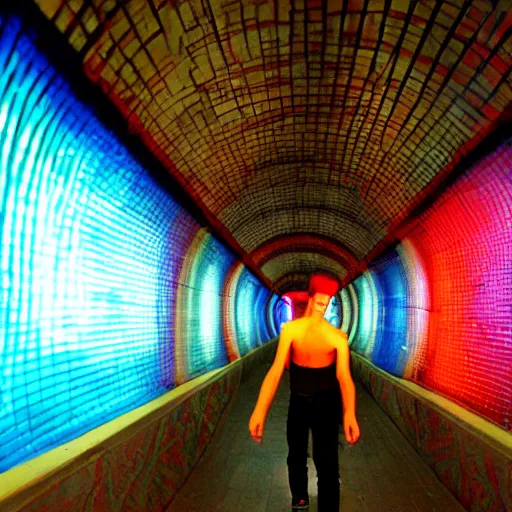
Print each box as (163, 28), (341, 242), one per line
(335, 331), (360, 444)
(253, 323), (292, 416)
(335, 332), (356, 416)
(249, 324), (292, 442)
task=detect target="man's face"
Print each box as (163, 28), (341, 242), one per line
(311, 293), (331, 316)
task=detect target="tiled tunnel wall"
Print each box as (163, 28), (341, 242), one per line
(341, 136), (512, 512)
(343, 138), (512, 432)
(0, 6), (511, 512)
(0, 13), (278, 475)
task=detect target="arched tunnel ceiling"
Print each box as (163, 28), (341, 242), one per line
(261, 252), (348, 282)
(34, 0), (512, 292)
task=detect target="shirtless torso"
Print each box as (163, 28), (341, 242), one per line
(285, 316), (346, 369)
(249, 279), (360, 511)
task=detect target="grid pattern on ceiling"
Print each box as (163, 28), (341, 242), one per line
(274, 273), (313, 294)
(261, 252), (349, 282)
(34, 0), (512, 284)
(250, 233), (361, 280)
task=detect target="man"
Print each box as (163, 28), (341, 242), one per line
(249, 274), (360, 511)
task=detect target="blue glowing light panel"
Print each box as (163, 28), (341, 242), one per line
(275, 296), (293, 332)
(253, 286), (273, 345)
(0, 16), (182, 472)
(340, 287), (353, 336)
(369, 252), (408, 375)
(234, 269), (271, 356)
(325, 294), (342, 328)
(350, 274), (377, 358)
(266, 294), (279, 339)
(184, 234), (235, 379)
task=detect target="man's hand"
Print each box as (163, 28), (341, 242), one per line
(249, 410), (266, 444)
(343, 413), (360, 444)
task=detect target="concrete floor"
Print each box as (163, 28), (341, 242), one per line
(169, 364), (465, 512)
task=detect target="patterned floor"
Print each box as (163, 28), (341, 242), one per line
(169, 364), (465, 512)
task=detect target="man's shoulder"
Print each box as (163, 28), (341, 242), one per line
(321, 321), (348, 342)
(281, 319), (298, 333)
(282, 317), (310, 337)
(283, 318), (305, 331)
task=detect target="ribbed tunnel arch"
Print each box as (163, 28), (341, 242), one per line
(261, 252), (348, 284)
(250, 233), (360, 267)
(217, 181), (385, 260)
(274, 272), (317, 295)
(230, 207), (381, 258)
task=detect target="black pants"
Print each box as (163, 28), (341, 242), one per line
(287, 389), (341, 511)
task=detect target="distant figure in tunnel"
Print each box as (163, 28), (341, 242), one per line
(286, 290), (309, 320)
(249, 274), (360, 511)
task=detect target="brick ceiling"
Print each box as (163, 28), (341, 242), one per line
(34, 0), (512, 292)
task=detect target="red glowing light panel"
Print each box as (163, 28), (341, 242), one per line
(406, 142), (512, 429)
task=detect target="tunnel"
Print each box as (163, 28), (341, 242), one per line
(0, 1), (511, 511)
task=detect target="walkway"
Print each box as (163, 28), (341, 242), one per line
(169, 364), (465, 512)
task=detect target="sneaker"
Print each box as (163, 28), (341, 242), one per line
(291, 498), (309, 510)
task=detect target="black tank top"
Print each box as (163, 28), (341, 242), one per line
(289, 354), (338, 394)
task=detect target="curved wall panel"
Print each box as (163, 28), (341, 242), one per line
(325, 294), (342, 328)
(266, 294), (280, 340)
(233, 268), (274, 356)
(174, 229), (236, 383)
(254, 285), (273, 342)
(343, 139), (512, 430)
(274, 296), (293, 332)
(350, 272), (378, 359)
(0, 14), (277, 473)
(397, 239), (430, 381)
(340, 287), (353, 334)
(222, 262), (244, 363)
(369, 251), (408, 376)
